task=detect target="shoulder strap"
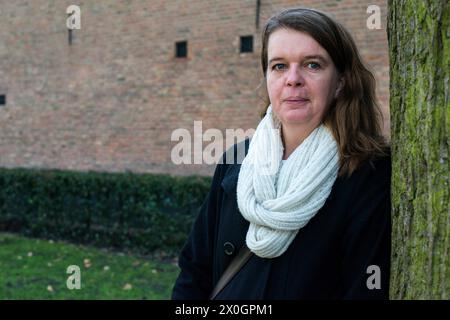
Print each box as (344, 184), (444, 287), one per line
(209, 243), (253, 300)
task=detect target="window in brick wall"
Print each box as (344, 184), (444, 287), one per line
(0, 94), (5, 106)
(176, 41), (187, 58)
(240, 35), (253, 53)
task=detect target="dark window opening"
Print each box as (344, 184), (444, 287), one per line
(0, 95), (5, 106)
(240, 35), (253, 53)
(176, 41), (187, 58)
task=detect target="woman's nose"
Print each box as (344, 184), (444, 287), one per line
(285, 66), (304, 87)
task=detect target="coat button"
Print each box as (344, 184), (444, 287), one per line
(223, 242), (235, 256)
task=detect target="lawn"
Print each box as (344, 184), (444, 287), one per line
(0, 232), (180, 299)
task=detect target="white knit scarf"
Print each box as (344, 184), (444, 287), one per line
(236, 105), (340, 258)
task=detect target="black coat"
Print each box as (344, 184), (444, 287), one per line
(172, 139), (391, 300)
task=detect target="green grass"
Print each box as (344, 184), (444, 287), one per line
(0, 232), (181, 299)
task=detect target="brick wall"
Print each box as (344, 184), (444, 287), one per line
(0, 0), (389, 176)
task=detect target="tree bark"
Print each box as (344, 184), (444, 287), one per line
(388, 0), (449, 299)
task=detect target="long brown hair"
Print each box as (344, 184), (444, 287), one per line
(260, 8), (388, 177)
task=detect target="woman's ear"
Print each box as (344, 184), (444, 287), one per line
(334, 77), (345, 98)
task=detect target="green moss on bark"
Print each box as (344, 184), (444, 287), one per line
(388, 0), (449, 299)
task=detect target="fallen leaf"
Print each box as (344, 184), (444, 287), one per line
(83, 258), (91, 268)
(123, 283), (132, 290)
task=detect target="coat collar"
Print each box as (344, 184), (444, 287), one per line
(220, 163), (241, 196)
(220, 138), (250, 196)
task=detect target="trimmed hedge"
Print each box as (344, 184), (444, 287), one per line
(0, 168), (212, 255)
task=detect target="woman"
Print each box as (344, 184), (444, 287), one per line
(172, 7), (391, 300)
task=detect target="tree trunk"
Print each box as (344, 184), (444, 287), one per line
(388, 0), (449, 299)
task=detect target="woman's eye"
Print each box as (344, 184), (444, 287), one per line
(307, 62), (321, 70)
(272, 63), (286, 71)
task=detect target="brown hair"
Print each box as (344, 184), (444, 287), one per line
(260, 7), (388, 177)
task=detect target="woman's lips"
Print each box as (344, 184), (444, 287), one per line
(284, 98), (309, 106)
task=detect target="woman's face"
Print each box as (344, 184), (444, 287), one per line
(266, 28), (342, 129)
